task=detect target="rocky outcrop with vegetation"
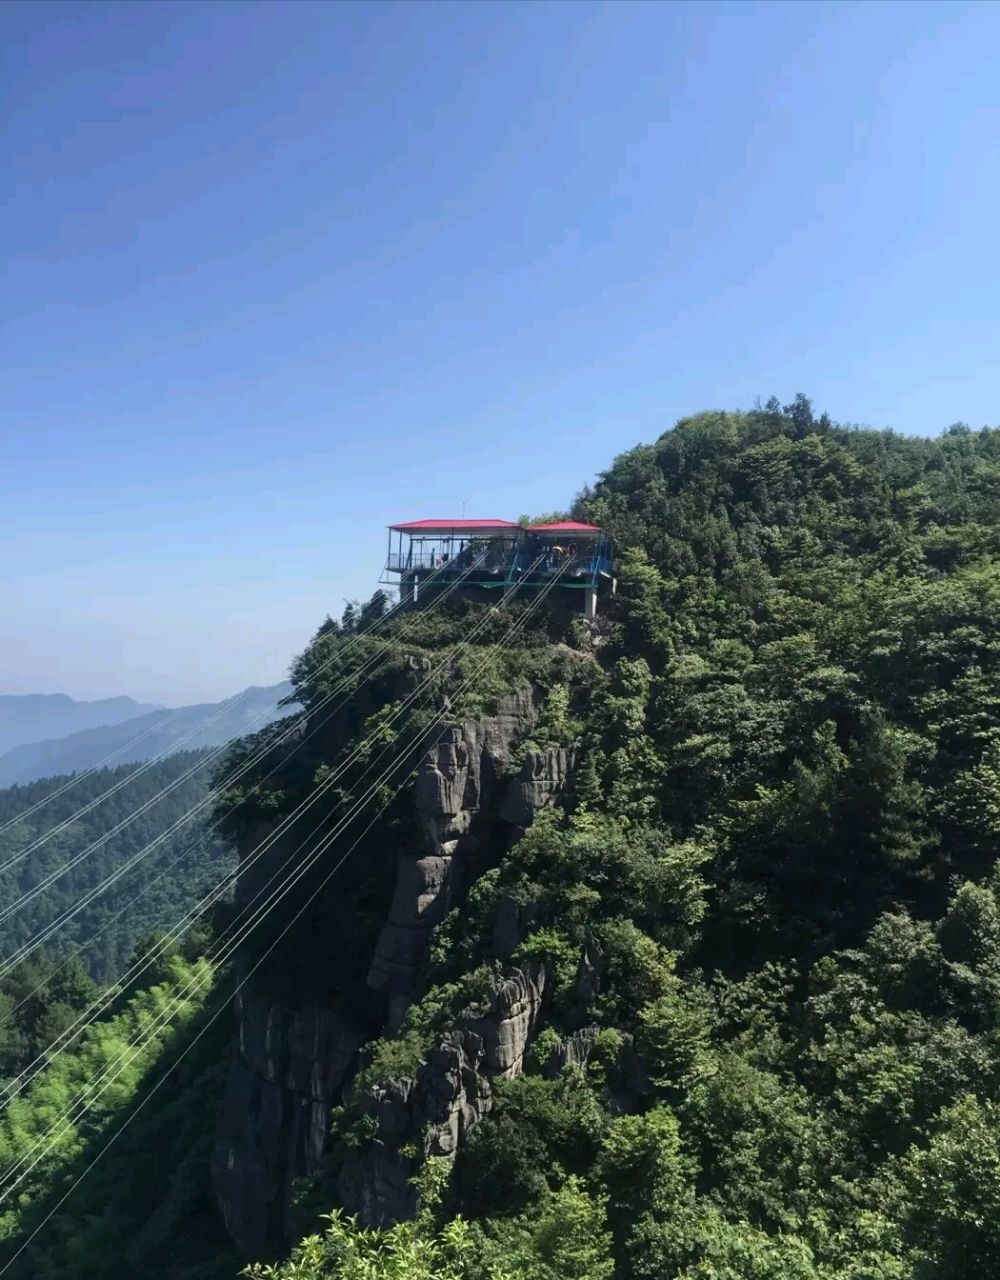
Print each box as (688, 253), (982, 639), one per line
(211, 669), (575, 1249)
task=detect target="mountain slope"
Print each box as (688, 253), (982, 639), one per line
(0, 682), (292, 787)
(6, 401), (1000, 1279)
(215, 401), (1000, 1277)
(0, 751), (237, 984)
(0, 693), (160, 756)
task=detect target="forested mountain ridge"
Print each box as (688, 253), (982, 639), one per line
(0, 683), (292, 787)
(4, 399), (1000, 1280)
(569, 399), (1000, 960)
(0, 694), (160, 756)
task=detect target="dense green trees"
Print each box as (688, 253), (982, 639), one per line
(0, 950), (238, 1280)
(0, 951), (98, 1079)
(0, 753), (235, 984)
(430, 403), (1000, 1279)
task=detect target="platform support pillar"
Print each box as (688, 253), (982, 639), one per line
(584, 587), (598, 619)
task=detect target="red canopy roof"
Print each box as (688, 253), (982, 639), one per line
(528, 521), (602, 533)
(389, 518), (518, 533)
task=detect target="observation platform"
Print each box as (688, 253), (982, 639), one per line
(381, 518), (615, 616)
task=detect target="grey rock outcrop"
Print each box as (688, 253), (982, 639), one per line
(413, 684), (535, 858)
(574, 934), (606, 1006)
(461, 963), (548, 1078)
(213, 677), (574, 1252)
(499, 744), (574, 837)
(491, 892), (539, 960)
(336, 1030), (489, 1227)
(545, 1025), (601, 1075)
(543, 1024), (649, 1111)
(367, 691), (572, 1031)
(339, 964), (547, 1227)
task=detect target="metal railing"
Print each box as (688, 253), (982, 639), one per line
(385, 544), (612, 586)
(385, 550), (505, 576)
(386, 551), (437, 571)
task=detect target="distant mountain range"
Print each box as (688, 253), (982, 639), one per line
(0, 683), (294, 787)
(0, 692), (162, 756)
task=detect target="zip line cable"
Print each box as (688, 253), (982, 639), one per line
(0, 559), (480, 926)
(0, 557), (549, 1109)
(0, 563), (519, 1089)
(0, 795), (406, 1274)
(0, 557), (487, 974)
(0, 571), (430, 868)
(0, 555), (501, 1045)
(0, 560), (567, 1223)
(0, 556), (569, 1218)
(0, 557), (563, 1143)
(0, 564), (507, 1108)
(0, 555), (510, 993)
(0, 555), (548, 1111)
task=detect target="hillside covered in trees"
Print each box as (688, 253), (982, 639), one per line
(0, 753), (234, 984)
(4, 399), (1000, 1280)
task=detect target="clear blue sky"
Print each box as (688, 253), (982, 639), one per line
(3, 0), (999, 705)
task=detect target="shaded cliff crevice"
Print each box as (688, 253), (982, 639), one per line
(212, 984), (364, 1254)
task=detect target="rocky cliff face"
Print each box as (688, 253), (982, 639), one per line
(212, 986), (363, 1252)
(368, 684), (573, 1032)
(212, 682), (573, 1252)
(338, 964), (548, 1227)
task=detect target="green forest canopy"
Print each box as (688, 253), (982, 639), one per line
(0, 752), (235, 986)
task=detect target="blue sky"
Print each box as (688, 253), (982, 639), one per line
(3, 0), (999, 704)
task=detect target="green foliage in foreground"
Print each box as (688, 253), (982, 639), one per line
(245, 1163), (613, 1280)
(0, 951), (238, 1280)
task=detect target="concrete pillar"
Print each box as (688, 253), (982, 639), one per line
(412, 578), (420, 605)
(584, 587), (598, 619)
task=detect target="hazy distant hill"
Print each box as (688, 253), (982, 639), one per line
(0, 693), (160, 756)
(0, 683), (293, 787)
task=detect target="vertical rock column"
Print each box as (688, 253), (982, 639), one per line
(366, 687), (538, 1030)
(338, 963), (548, 1227)
(211, 984), (364, 1255)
